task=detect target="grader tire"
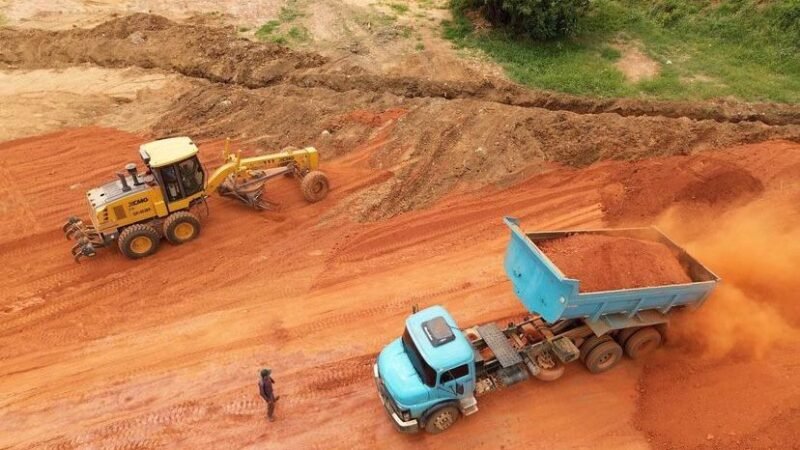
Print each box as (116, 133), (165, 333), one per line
(118, 224), (160, 259)
(624, 327), (662, 359)
(164, 211), (201, 245)
(584, 340), (623, 374)
(301, 171), (329, 203)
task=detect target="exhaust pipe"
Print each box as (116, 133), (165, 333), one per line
(126, 163), (142, 186)
(117, 172), (131, 192)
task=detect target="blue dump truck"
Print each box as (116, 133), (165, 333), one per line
(374, 217), (719, 434)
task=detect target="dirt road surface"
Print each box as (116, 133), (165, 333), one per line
(1, 127), (798, 449)
(2, 7), (800, 450)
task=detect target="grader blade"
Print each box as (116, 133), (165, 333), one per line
(217, 168), (289, 210)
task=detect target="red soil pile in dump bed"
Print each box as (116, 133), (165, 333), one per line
(538, 234), (692, 292)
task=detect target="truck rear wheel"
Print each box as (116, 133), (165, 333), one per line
(424, 405), (460, 434)
(164, 211), (201, 245)
(118, 224), (160, 259)
(615, 327), (640, 347)
(624, 327), (662, 359)
(301, 171), (329, 203)
(584, 340), (623, 374)
(579, 335), (613, 363)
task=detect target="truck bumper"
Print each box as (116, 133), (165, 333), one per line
(373, 364), (420, 433)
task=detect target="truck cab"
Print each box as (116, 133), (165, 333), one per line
(374, 305), (478, 433)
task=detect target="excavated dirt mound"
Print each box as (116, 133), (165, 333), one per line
(0, 14), (327, 87)
(3, 14), (800, 126)
(539, 234), (692, 292)
(601, 154), (765, 225)
(152, 85), (799, 219)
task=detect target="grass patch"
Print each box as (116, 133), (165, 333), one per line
(255, 20), (281, 39)
(387, 2), (410, 14)
(279, 0), (304, 22)
(415, 42), (426, 51)
(444, 0), (800, 102)
(287, 25), (312, 43)
(355, 10), (398, 28)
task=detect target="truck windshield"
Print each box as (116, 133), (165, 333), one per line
(402, 328), (437, 387)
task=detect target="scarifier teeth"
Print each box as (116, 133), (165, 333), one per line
(62, 216), (80, 233)
(72, 239), (96, 263)
(65, 224), (81, 240)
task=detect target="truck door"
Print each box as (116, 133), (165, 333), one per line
(438, 363), (473, 399)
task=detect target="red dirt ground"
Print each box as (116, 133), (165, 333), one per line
(1, 128), (799, 449)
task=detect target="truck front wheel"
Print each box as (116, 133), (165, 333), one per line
(424, 405), (460, 434)
(584, 340), (623, 374)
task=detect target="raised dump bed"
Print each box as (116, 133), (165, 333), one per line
(503, 217), (719, 324)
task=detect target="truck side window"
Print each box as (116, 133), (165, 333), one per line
(440, 364), (469, 383)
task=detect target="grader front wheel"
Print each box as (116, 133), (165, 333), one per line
(118, 224), (161, 259)
(301, 170), (330, 203)
(164, 211), (201, 245)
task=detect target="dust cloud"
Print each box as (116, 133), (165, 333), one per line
(658, 194), (800, 358)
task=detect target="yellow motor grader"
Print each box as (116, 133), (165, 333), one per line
(63, 136), (329, 261)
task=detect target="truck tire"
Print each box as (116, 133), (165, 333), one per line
(532, 351), (566, 381)
(584, 340), (623, 374)
(424, 404), (460, 434)
(615, 327), (640, 347)
(624, 327), (662, 359)
(535, 363), (566, 381)
(579, 335), (613, 363)
(301, 171), (329, 203)
(164, 211), (201, 245)
(118, 224), (160, 259)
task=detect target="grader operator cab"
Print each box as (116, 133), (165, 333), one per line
(64, 136), (329, 261)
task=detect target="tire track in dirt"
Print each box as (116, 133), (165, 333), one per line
(36, 354), (377, 450)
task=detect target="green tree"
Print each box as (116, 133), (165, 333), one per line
(469, 0), (591, 40)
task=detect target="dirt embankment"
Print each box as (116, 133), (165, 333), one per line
(0, 13), (327, 87)
(3, 14), (800, 126)
(151, 84), (799, 218)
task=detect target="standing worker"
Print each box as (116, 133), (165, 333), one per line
(258, 368), (279, 421)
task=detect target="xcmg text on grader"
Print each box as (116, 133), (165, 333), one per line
(64, 136), (329, 261)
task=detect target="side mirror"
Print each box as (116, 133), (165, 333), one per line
(455, 383), (464, 395)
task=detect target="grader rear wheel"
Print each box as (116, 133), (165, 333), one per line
(301, 170), (330, 203)
(118, 224), (160, 259)
(164, 211), (201, 245)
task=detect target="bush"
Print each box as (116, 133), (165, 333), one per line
(773, 0), (800, 43)
(462, 0), (591, 40)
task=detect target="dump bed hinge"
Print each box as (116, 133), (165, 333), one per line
(476, 323), (523, 368)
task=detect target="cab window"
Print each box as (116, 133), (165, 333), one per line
(177, 156), (204, 196)
(160, 165), (182, 202)
(440, 364), (469, 383)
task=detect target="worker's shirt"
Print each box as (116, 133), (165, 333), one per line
(259, 376), (275, 402)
